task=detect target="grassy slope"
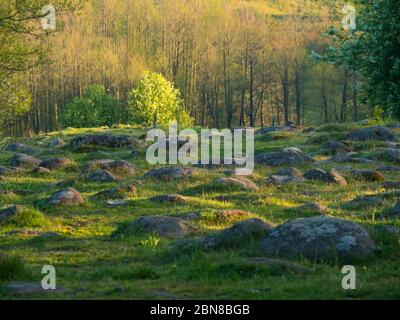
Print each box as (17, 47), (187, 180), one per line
(0, 123), (399, 300)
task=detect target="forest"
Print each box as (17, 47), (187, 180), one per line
(2, 0), (394, 136)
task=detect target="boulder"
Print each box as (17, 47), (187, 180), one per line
(381, 182), (400, 189)
(255, 148), (313, 166)
(4, 143), (37, 155)
(69, 134), (139, 151)
(32, 167), (52, 174)
(346, 126), (396, 141)
(87, 169), (119, 183)
(38, 158), (71, 170)
(296, 203), (330, 215)
(304, 168), (347, 186)
(214, 209), (252, 222)
(350, 170), (385, 182)
(255, 126), (295, 135)
(380, 148), (400, 163)
(275, 167), (303, 178)
(389, 200), (400, 217)
(125, 216), (198, 238)
(343, 196), (384, 210)
(47, 188), (84, 206)
(149, 194), (188, 204)
(48, 137), (66, 147)
(144, 166), (193, 181)
(10, 153), (41, 168)
(0, 205), (19, 221)
(92, 185), (137, 200)
(261, 216), (376, 262)
(304, 169), (330, 182)
(215, 177), (259, 191)
(192, 219), (275, 250)
(323, 140), (352, 155)
(83, 159), (135, 177)
(266, 175), (304, 185)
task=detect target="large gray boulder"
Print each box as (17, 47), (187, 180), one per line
(261, 216), (376, 262)
(346, 126), (396, 141)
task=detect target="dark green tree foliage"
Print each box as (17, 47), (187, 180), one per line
(61, 85), (120, 128)
(330, 0), (400, 118)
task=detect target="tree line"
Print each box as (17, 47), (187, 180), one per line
(1, 0), (398, 136)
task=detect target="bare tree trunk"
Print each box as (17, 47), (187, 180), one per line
(282, 67), (290, 125)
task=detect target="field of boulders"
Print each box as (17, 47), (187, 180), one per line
(0, 124), (399, 299)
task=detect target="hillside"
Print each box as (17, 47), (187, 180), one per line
(1, 123), (399, 299)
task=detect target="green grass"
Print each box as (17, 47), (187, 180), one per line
(0, 124), (399, 299)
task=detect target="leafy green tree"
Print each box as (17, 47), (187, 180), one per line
(61, 85), (120, 128)
(0, 0), (82, 131)
(127, 72), (193, 127)
(328, 0), (400, 119)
